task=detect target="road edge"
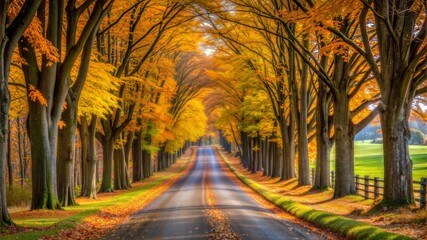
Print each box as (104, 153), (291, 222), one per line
(216, 147), (412, 240)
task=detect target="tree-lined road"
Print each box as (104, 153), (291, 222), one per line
(106, 147), (320, 239)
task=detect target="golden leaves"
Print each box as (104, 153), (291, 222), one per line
(23, 17), (60, 63)
(58, 121), (66, 129)
(28, 85), (48, 106)
(318, 39), (352, 61)
(204, 163), (240, 240)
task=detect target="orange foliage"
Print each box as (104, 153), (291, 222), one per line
(28, 85), (48, 106)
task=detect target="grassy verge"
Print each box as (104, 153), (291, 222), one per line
(2, 154), (192, 240)
(217, 149), (412, 240)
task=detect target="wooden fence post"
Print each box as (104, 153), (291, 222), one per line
(421, 178), (426, 210)
(355, 175), (360, 195)
(364, 176), (369, 199)
(374, 177), (380, 199)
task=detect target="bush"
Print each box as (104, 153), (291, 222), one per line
(74, 185), (81, 196)
(6, 186), (32, 207)
(409, 128), (425, 145)
(372, 138), (383, 144)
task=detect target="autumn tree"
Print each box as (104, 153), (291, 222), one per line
(310, 0), (427, 204)
(17, 0), (113, 209)
(357, 0), (427, 204)
(276, 1), (382, 196)
(95, 0), (193, 192)
(1, 0), (42, 225)
(158, 52), (210, 170)
(77, 59), (119, 199)
(201, 1), (306, 182)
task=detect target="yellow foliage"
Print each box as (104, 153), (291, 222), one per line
(166, 99), (207, 152)
(76, 59), (121, 119)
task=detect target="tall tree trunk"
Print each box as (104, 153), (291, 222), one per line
(57, 18), (102, 204)
(143, 149), (152, 177)
(1, 0), (42, 224)
(240, 131), (249, 167)
(132, 132), (143, 182)
(80, 116), (97, 198)
(0, 12), (12, 224)
(314, 48), (331, 190)
(124, 131), (133, 169)
(157, 146), (165, 171)
(357, 0), (422, 206)
(263, 138), (270, 176)
(28, 103), (61, 209)
(79, 116), (89, 196)
(333, 90), (355, 198)
(143, 133), (153, 178)
(268, 140), (275, 177)
(23, 129), (28, 182)
(295, 41), (310, 185)
(256, 135), (262, 171)
(0, 83), (11, 223)
(113, 147), (130, 190)
(280, 119), (296, 181)
(381, 96), (414, 204)
(57, 97), (77, 206)
(74, 139), (80, 187)
(7, 120), (12, 187)
(314, 83), (331, 190)
(18, 117), (25, 187)
(250, 137), (256, 174)
(99, 138), (114, 192)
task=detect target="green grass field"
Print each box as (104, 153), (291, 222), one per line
(327, 142), (427, 181)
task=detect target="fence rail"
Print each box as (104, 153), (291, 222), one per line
(310, 168), (426, 209)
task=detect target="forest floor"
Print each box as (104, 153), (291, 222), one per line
(1, 148), (196, 240)
(219, 148), (427, 240)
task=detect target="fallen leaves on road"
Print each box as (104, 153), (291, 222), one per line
(204, 160), (240, 240)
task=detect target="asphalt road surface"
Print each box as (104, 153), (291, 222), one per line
(105, 147), (321, 240)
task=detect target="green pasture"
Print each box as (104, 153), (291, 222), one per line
(327, 142), (427, 181)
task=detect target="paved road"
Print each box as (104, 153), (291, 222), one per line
(105, 147), (320, 240)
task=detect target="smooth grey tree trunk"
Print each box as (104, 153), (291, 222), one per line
(314, 84), (331, 190)
(79, 116), (98, 198)
(57, 99), (77, 206)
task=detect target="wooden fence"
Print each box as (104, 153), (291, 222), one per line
(310, 168), (426, 209)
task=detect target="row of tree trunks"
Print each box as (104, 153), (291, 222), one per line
(113, 146), (130, 190)
(219, 131), (232, 153)
(156, 144), (187, 172)
(227, 131), (285, 179)
(131, 130), (153, 182)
